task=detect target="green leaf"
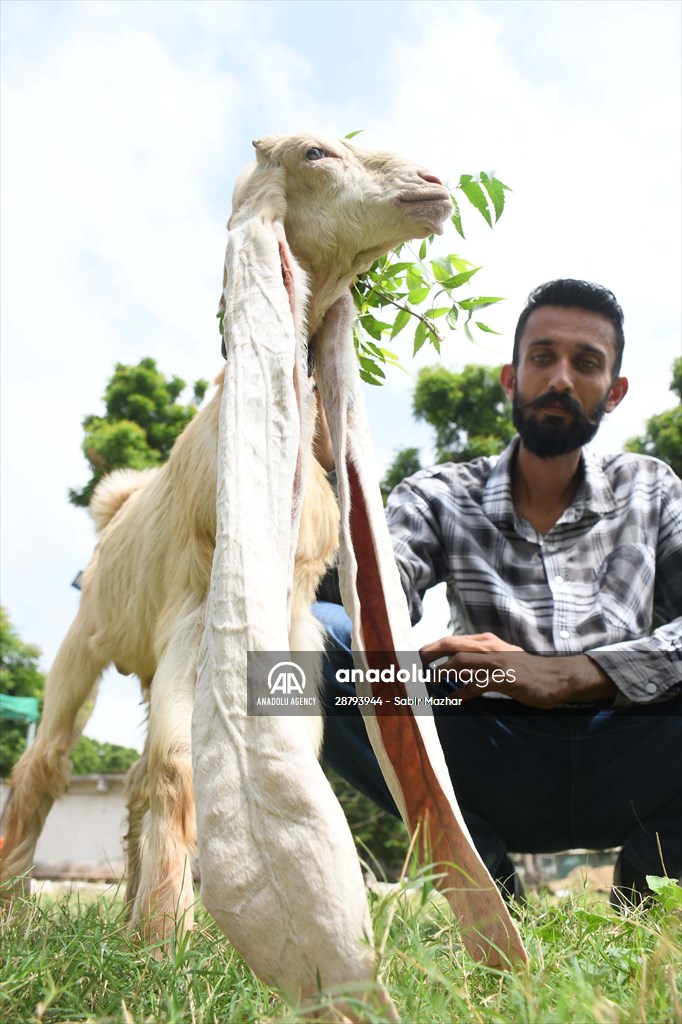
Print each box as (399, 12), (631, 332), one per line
(359, 315), (384, 341)
(474, 321), (502, 335)
(440, 267), (480, 290)
(383, 261), (414, 278)
(646, 874), (682, 910)
(344, 129), (364, 139)
(459, 175), (492, 228)
(481, 173), (510, 222)
(458, 295), (504, 311)
(413, 321), (429, 356)
(419, 239), (428, 260)
(425, 307), (450, 319)
(358, 355), (386, 380)
(406, 265), (426, 291)
(450, 195), (464, 238)
(430, 256), (456, 283)
(378, 347), (400, 364)
(449, 255), (474, 273)
(446, 306), (459, 329)
(390, 309), (412, 339)
(408, 286), (430, 305)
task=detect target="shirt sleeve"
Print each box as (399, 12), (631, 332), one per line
(385, 476), (450, 625)
(587, 464), (682, 703)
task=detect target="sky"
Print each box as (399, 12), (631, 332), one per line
(1, 0), (680, 753)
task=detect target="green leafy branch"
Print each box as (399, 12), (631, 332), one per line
(352, 172), (511, 385)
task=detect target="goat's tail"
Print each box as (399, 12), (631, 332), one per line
(0, 608), (107, 895)
(89, 468), (159, 533)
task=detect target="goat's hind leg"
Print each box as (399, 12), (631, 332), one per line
(0, 609), (106, 897)
(123, 741), (150, 913)
(130, 607), (201, 949)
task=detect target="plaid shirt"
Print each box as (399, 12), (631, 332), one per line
(386, 438), (682, 705)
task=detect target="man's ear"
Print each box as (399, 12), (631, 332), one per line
(500, 364), (515, 402)
(604, 375), (629, 413)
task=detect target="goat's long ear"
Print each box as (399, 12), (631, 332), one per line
(221, 147), (289, 325)
(315, 291), (529, 969)
(195, 212), (386, 1008)
(228, 145), (288, 230)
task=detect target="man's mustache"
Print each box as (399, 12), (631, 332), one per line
(519, 391), (584, 417)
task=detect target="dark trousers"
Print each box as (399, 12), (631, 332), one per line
(314, 601), (682, 880)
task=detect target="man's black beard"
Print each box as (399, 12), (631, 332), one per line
(512, 388), (608, 458)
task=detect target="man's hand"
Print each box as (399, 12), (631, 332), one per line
(419, 633), (617, 708)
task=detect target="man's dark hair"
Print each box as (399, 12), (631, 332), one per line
(513, 279), (625, 376)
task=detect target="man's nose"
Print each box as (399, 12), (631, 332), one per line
(546, 359), (573, 392)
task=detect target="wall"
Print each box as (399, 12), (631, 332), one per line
(1, 775), (127, 879)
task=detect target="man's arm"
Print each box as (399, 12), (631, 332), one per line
(385, 476), (452, 624)
(420, 634), (617, 708)
(585, 467), (681, 703)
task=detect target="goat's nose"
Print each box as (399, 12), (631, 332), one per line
(418, 169), (445, 187)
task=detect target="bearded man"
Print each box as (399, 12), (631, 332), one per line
(315, 279), (682, 905)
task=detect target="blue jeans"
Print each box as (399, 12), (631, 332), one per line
(315, 601), (682, 879)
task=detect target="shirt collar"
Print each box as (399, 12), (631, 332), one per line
(482, 437), (617, 527)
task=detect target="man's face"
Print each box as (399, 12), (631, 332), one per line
(501, 306), (628, 458)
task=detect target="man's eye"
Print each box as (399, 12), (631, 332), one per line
(305, 147), (327, 161)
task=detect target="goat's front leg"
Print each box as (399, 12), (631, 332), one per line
(1, 608), (105, 897)
(130, 607), (202, 948)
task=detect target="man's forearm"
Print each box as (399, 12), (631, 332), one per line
(550, 655), (617, 703)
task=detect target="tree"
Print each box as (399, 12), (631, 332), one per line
(380, 363), (515, 499)
(624, 358), (682, 476)
(69, 357), (209, 508)
(0, 607), (45, 779)
(70, 736), (139, 775)
(380, 447), (423, 503)
(413, 363), (515, 463)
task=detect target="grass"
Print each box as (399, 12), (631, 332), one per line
(1, 873), (680, 1024)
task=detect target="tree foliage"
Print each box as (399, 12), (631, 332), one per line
(380, 363), (515, 499)
(624, 358), (682, 476)
(413, 363), (515, 463)
(0, 607), (45, 778)
(380, 447), (423, 503)
(70, 736), (139, 776)
(69, 357), (209, 507)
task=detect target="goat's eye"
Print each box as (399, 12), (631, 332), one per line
(305, 147), (327, 161)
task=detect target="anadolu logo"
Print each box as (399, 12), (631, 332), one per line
(267, 661), (307, 695)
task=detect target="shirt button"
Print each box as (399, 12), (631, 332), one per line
(559, 629), (570, 639)
(554, 575), (564, 585)
(646, 683), (657, 695)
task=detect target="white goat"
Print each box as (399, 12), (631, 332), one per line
(1, 134), (526, 1018)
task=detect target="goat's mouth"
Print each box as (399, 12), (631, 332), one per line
(397, 191), (453, 233)
(398, 189), (451, 205)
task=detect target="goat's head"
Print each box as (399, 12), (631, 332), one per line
(229, 133), (453, 328)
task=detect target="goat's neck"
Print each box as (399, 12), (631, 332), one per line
(307, 275), (355, 335)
